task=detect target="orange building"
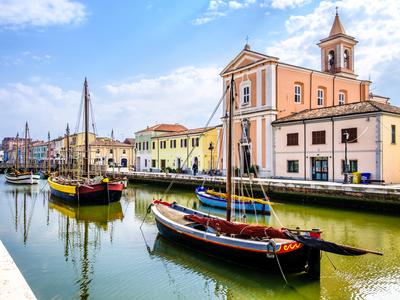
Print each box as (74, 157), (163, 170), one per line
(220, 12), (373, 178)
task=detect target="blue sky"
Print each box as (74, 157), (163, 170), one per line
(1, 0), (399, 141)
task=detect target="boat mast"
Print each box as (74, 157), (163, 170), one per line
(66, 123), (70, 175)
(226, 74), (234, 222)
(47, 132), (51, 173)
(16, 133), (19, 170)
(24, 122), (28, 170)
(84, 78), (89, 178)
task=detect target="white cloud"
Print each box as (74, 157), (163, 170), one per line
(0, 0), (87, 29)
(193, 0), (256, 25)
(104, 66), (222, 134)
(0, 82), (81, 138)
(0, 66), (223, 139)
(266, 0), (400, 87)
(269, 0), (310, 9)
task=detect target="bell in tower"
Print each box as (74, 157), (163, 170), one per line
(318, 8), (358, 79)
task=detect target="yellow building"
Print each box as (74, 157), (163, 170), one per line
(90, 137), (134, 168)
(151, 125), (222, 174)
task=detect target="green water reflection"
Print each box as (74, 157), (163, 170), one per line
(0, 176), (399, 299)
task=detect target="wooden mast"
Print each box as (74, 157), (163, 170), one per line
(47, 132), (51, 173)
(16, 133), (19, 170)
(226, 74), (234, 222)
(66, 123), (70, 175)
(84, 78), (89, 178)
(24, 122), (28, 170)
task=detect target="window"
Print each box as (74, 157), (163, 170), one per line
(152, 142), (155, 150)
(392, 125), (396, 144)
(328, 50), (335, 71)
(287, 133), (299, 146)
(339, 91), (346, 106)
(317, 89), (324, 106)
(312, 131), (326, 145)
(287, 160), (299, 173)
(344, 50), (349, 69)
(342, 160), (358, 173)
(170, 140), (173, 148)
(152, 159), (156, 168)
(242, 84), (250, 105)
(145, 159), (147, 167)
(181, 138), (188, 148)
(341, 128), (357, 143)
(110, 149), (113, 154)
(123, 149), (126, 154)
(146, 141), (149, 150)
(96, 148), (100, 154)
(294, 84), (302, 103)
(192, 137), (199, 147)
(138, 143), (141, 151)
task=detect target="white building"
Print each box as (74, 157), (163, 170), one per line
(272, 101), (400, 183)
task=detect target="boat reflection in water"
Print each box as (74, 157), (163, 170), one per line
(48, 195), (123, 300)
(148, 234), (321, 299)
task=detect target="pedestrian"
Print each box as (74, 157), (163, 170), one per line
(192, 163), (198, 176)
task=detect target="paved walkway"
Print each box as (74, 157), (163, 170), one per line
(0, 240), (37, 300)
(119, 171), (400, 194)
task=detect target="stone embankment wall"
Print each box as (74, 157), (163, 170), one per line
(117, 172), (400, 213)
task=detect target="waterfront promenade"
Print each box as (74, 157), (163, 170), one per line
(0, 241), (37, 300)
(116, 171), (400, 212)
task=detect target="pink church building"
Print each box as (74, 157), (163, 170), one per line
(221, 12), (400, 183)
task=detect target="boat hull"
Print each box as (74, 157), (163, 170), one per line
(195, 187), (271, 214)
(48, 178), (123, 205)
(152, 204), (309, 274)
(5, 172), (39, 185)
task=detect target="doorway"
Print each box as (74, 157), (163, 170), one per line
(241, 145), (251, 174)
(312, 157), (329, 181)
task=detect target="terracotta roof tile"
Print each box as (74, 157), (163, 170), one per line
(154, 125), (220, 138)
(329, 13), (346, 36)
(135, 123), (187, 134)
(273, 101), (400, 124)
(90, 139), (132, 147)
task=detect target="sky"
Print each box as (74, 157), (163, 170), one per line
(1, 0), (400, 141)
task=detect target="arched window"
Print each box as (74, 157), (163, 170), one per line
(317, 88), (325, 106)
(328, 50), (335, 71)
(344, 50), (349, 69)
(339, 90), (346, 106)
(294, 83), (302, 103)
(241, 82), (251, 105)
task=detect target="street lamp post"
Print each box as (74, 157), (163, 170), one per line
(208, 142), (214, 175)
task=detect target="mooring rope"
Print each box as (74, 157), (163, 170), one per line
(160, 85), (229, 200)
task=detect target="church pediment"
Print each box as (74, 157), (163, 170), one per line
(221, 50), (276, 75)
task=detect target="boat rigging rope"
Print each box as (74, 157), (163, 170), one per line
(235, 95), (284, 228)
(74, 86), (85, 134)
(160, 85), (229, 200)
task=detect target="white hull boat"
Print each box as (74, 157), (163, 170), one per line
(5, 172), (40, 184)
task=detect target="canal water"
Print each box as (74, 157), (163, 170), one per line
(0, 175), (399, 300)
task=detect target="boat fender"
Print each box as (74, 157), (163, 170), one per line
(266, 240), (276, 259)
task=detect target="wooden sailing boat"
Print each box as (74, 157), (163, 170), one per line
(5, 123), (40, 184)
(48, 78), (124, 205)
(195, 187), (271, 214)
(151, 75), (381, 279)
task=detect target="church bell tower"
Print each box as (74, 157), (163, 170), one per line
(318, 9), (358, 79)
